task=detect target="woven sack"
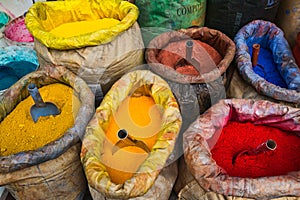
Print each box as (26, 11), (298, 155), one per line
(146, 27), (235, 133)
(182, 99), (300, 199)
(0, 65), (95, 199)
(26, 0), (144, 98)
(227, 20), (300, 107)
(275, 0), (300, 47)
(81, 70), (182, 199)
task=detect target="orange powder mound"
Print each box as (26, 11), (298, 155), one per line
(102, 95), (163, 184)
(50, 18), (120, 38)
(105, 95), (163, 150)
(101, 140), (148, 184)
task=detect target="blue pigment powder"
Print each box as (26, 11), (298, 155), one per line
(6, 60), (38, 78)
(248, 45), (288, 88)
(0, 61), (38, 90)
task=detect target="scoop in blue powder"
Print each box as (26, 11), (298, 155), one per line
(249, 45), (288, 88)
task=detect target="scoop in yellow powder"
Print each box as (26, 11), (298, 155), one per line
(105, 95), (163, 150)
(0, 83), (80, 156)
(102, 94), (163, 184)
(50, 18), (120, 38)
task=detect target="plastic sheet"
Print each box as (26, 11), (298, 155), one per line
(135, 0), (206, 46)
(205, 0), (281, 39)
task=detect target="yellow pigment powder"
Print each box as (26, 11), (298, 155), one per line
(0, 83), (80, 156)
(50, 18), (120, 38)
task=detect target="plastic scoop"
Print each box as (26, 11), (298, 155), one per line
(27, 83), (60, 123)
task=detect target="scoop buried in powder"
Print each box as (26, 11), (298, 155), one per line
(28, 83), (60, 123)
(232, 139), (277, 164)
(112, 129), (150, 154)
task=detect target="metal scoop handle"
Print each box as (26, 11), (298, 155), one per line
(112, 129), (151, 155)
(186, 40), (201, 71)
(28, 83), (47, 107)
(232, 139), (277, 164)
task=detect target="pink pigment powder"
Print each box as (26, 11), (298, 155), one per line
(4, 16), (34, 43)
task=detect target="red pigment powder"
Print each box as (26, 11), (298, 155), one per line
(158, 39), (222, 76)
(211, 121), (300, 178)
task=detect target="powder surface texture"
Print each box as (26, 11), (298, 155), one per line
(4, 17), (34, 42)
(102, 94), (162, 184)
(158, 39), (222, 76)
(0, 83), (80, 156)
(211, 121), (300, 178)
(50, 18), (120, 38)
(249, 45), (288, 88)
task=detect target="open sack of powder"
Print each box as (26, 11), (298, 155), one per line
(177, 98), (300, 199)
(80, 70), (182, 199)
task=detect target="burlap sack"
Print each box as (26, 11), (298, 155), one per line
(1, 143), (86, 200)
(275, 0), (300, 47)
(227, 68), (299, 108)
(0, 65), (95, 199)
(33, 22), (144, 96)
(81, 70), (182, 199)
(88, 161), (178, 200)
(181, 98), (300, 199)
(26, 0), (145, 99)
(175, 156), (300, 199)
(0, 45), (39, 95)
(146, 26), (235, 134)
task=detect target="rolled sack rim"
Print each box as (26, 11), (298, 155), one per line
(145, 27), (236, 84)
(0, 65), (95, 174)
(183, 98), (300, 198)
(25, 0), (139, 50)
(234, 19), (300, 104)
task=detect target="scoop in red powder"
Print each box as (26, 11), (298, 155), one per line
(211, 121), (300, 178)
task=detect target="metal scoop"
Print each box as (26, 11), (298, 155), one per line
(27, 83), (60, 123)
(232, 139), (277, 164)
(112, 129), (150, 155)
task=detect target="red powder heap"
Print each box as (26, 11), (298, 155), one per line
(157, 39), (222, 76)
(211, 121), (300, 178)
